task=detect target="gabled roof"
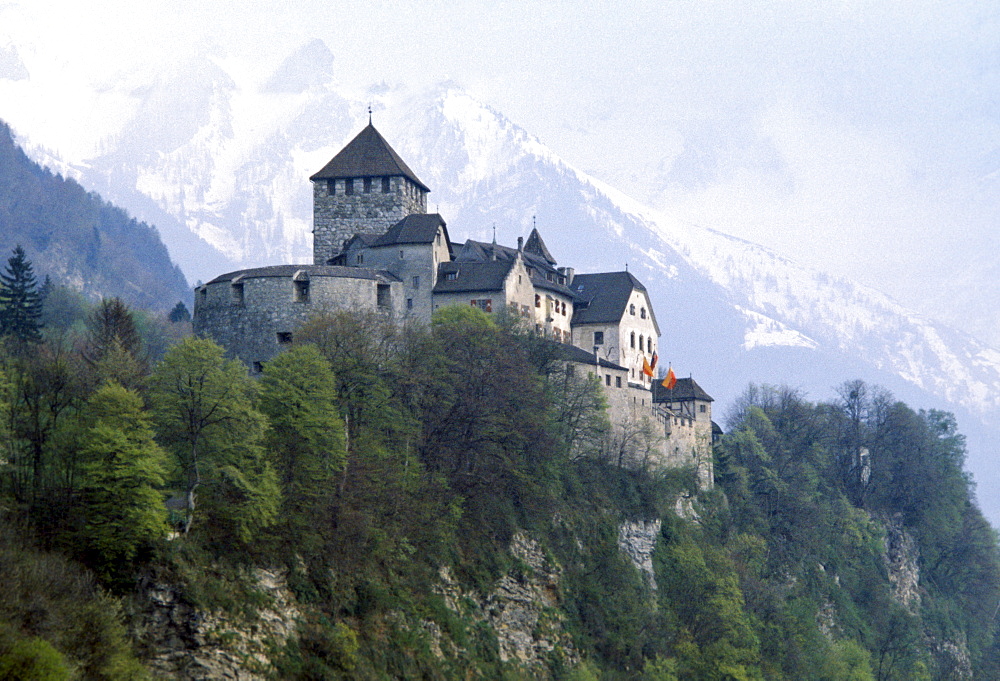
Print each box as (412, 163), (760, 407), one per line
(433, 260), (516, 294)
(570, 271), (659, 334)
(550, 342), (627, 371)
(309, 123), (430, 192)
(372, 213), (449, 247)
(652, 377), (714, 403)
(523, 228), (556, 265)
(454, 239), (575, 297)
(204, 264), (400, 285)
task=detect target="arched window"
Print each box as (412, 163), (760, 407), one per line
(641, 307), (647, 319)
(639, 335), (644, 352)
(630, 304), (635, 315)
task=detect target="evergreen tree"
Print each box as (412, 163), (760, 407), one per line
(167, 301), (191, 323)
(0, 246), (43, 345)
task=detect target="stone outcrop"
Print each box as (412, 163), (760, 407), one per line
(883, 514), (920, 612)
(617, 519), (662, 590)
(135, 568), (300, 680)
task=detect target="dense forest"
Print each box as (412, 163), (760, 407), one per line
(0, 119), (189, 313)
(0, 248), (999, 679)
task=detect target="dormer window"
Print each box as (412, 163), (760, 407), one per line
(445, 271), (457, 281)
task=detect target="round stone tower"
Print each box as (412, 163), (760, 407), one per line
(310, 123), (430, 265)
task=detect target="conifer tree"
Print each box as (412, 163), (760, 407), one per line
(0, 246), (43, 345)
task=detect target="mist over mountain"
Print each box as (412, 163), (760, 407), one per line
(0, 120), (189, 311)
(7, 42), (1000, 519)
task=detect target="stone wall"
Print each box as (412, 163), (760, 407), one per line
(312, 176), (426, 264)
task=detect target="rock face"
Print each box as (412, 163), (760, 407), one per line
(617, 519), (662, 590)
(135, 568), (300, 680)
(436, 532), (578, 673)
(883, 515), (921, 613)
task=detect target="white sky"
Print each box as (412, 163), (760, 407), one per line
(3, 0), (1000, 329)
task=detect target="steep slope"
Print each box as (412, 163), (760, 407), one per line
(0, 120), (189, 311)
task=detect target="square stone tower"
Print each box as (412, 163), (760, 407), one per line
(310, 123), (430, 265)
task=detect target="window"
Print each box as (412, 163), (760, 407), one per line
(356, 253), (363, 264)
(593, 331), (604, 345)
(277, 332), (293, 344)
(231, 282), (244, 304)
(615, 376), (622, 388)
(377, 283), (391, 308)
(407, 298), (413, 310)
(344, 178), (354, 195)
(363, 177), (372, 193)
(630, 304), (635, 315)
(639, 335), (644, 352)
(412, 275), (420, 289)
(382, 176), (391, 193)
(605, 374), (611, 386)
(327, 179), (336, 195)
(445, 271), (457, 281)
(470, 299), (492, 312)
(535, 294), (541, 308)
(630, 332), (635, 348)
(700, 404), (707, 413)
(294, 280), (310, 302)
(641, 307), (647, 319)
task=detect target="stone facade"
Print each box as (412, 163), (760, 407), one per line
(312, 175), (426, 265)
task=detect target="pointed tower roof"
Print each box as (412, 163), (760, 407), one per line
(310, 123), (430, 192)
(523, 227), (556, 265)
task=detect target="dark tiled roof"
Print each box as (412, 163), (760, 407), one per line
(204, 265), (400, 285)
(571, 271), (652, 326)
(454, 239), (574, 297)
(433, 260), (515, 294)
(652, 377), (714, 403)
(309, 124), (430, 192)
(550, 341), (627, 371)
(373, 213), (448, 246)
(524, 227), (556, 265)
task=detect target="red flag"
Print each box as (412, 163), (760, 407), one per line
(650, 352), (658, 370)
(642, 356), (654, 378)
(662, 366), (677, 389)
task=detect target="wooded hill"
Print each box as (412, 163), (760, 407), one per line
(0, 301), (998, 680)
(0, 120), (189, 313)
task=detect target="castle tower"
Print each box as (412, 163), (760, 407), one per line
(310, 123), (430, 265)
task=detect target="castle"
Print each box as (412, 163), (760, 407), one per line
(193, 122), (714, 486)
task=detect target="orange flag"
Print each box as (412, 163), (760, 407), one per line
(642, 356), (654, 378)
(662, 366), (677, 389)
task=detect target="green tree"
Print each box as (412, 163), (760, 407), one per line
(258, 345), (346, 548)
(149, 337), (278, 541)
(76, 381), (169, 583)
(0, 245), (43, 346)
(167, 301), (191, 323)
(82, 297), (148, 390)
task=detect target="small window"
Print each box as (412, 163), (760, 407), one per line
(277, 332), (293, 344)
(356, 253), (364, 265)
(641, 307), (647, 319)
(615, 376), (622, 388)
(377, 283), (391, 308)
(535, 294), (541, 308)
(630, 332), (635, 349)
(399, 250), (404, 260)
(639, 335), (644, 352)
(605, 374), (611, 386)
(294, 280), (310, 302)
(363, 177), (372, 193)
(344, 178), (354, 195)
(445, 271), (457, 281)
(382, 176), (391, 193)
(700, 404), (707, 413)
(593, 331), (604, 346)
(327, 179), (336, 195)
(630, 304), (635, 315)
(412, 276), (420, 289)
(407, 298), (413, 310)
(231, 282), (244, 304)
(470, 299), (492, 313)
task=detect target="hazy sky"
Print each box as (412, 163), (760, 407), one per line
(3, 0), (999, 326)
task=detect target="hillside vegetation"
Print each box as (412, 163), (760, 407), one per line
(0, 299), (998, 680)
(0, 120), (189, 312)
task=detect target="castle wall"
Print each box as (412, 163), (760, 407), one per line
(362, 243), (439, 322)
(194, 268), (403, 370)
(312, 176), (427, 265)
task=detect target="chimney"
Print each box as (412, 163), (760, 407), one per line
(517, 236), (524, 252)
(559, 266), (574, 285)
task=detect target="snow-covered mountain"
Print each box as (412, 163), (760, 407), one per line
(6, 42), (1000, 517)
